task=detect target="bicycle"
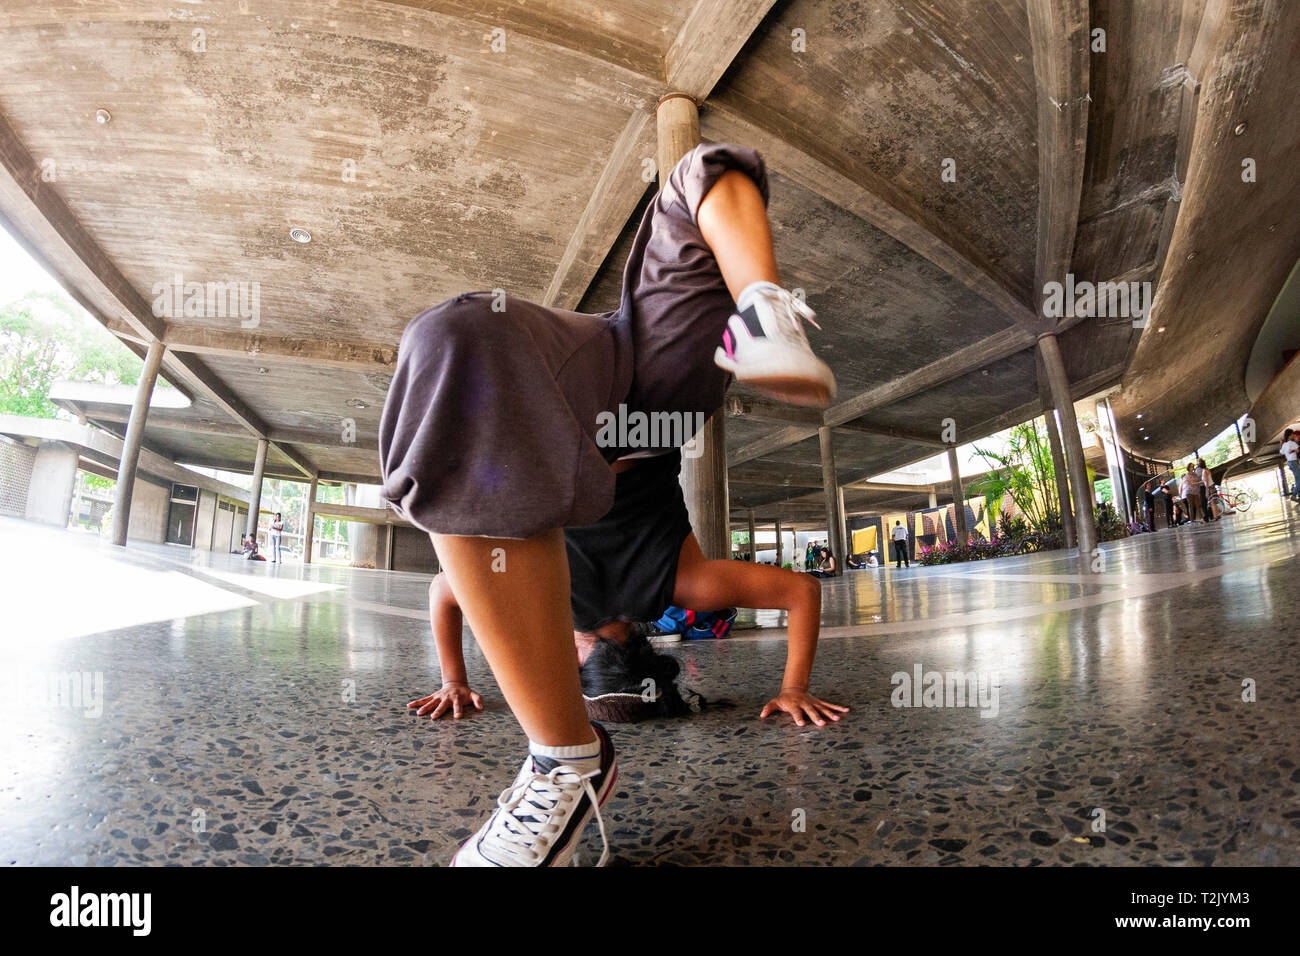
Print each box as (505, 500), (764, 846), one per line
(1210, 487), (1252, 513)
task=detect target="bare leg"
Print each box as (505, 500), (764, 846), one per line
(697, 169), (781, 300)
(431, 530), (593, 747)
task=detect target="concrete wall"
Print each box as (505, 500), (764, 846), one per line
(0, 436), (36, 516)
(126, 478), (168, 544)
(24, 441), (78, 526)
(194, 489), (217, 550)
(392, 525), (439, 573)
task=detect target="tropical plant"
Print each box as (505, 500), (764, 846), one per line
(1095, 501), (1130, 542)
(969, 420), (1062, 537)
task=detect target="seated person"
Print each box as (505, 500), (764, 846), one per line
(808, 546), (836, 578)
(846, 553), (865, 569)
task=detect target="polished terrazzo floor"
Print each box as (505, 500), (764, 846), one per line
(1, 505), (1298, 866)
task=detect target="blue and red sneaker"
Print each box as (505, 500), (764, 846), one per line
(686, 607), (737, 640)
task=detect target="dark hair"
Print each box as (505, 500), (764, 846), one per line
(275, 512), (281, 518)
(578, 626), (722, 722)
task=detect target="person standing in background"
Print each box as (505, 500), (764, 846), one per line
(1183, 465), (1203, 522)
(269, 512), (284, 563)
(1142, 479), (1157, 531)
(891, 520), (910, 568)
(1197, 459), (1218, 521)
(1281, 429), (1299, 501)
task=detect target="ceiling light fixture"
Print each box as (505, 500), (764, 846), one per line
(1157, 326), (1167, 333)
(1234, 122), (1247, 135)
(289, 227), (312, 244)
(95, 108), (112, 124)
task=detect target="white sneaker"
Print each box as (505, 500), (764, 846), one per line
(450, 724), (616, 867)
(714, 284), (836, 407)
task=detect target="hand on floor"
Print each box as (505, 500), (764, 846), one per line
(408, 683), (484, 720)
(760, 689), (849, 727)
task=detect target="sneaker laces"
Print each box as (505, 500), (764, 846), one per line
(765, 289), (821, 348)
(483, 764), (610, 867)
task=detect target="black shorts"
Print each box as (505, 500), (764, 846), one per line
(564, 450), (692, 631)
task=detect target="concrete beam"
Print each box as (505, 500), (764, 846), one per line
(543, 111), (655, 310)
(0, 111), (164, 343)
(725, 395), (823, 426)
(106, 320), (397, 371)
(0, 106), (320, 481)
(0, 415), (252, 503)
(827, 326), (1037, 429)
(834, 420), (950, 448)
(729, 326), (1037, 466)
(704, 102), (1042, 332)
(1027, 0), (1091, 322)
(666, 1), (779, 99)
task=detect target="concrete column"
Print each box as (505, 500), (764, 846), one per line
(208, 490), (220, 550)
(656, 93), (699, 184)
(819, 426), (845, 574)
(1038, 333), (1097, 557)
(928, 488), (938, 509)
(245, 438), (268, 539)
(1095, 399), (1130, 525)
(1042, 407), (1077, 549)
(658, 93), (729, 560)
(25, 441), (78, 527)
(947, 444), (969, 545)
(303, 476), (318, 564)
(384, 523), (396, 571)
(775, 520), (783, 566)
(747, 509), (756, 561)
(110, 339), (165, 546)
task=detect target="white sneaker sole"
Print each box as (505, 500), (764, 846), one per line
(714, 344), (836, 408)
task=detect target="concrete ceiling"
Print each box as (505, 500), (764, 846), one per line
(1, 0), (1296, 520)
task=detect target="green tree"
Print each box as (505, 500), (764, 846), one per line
(0, 289), (156, 419)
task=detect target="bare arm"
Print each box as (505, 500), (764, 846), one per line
(407, 573), (484, 719)
(671, 534), (847, 727)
